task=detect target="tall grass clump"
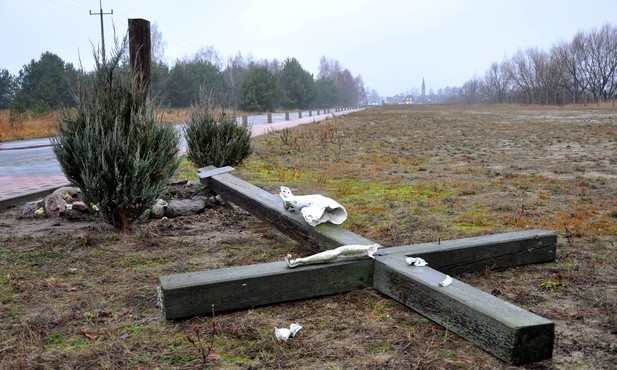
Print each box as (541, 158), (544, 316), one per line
(52, 45), (179, 230)
(184, 94), (252, 168)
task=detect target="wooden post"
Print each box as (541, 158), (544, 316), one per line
(128, 18), (151, 93)
(298, 111), (302, 118)
(309, 110), (312, 117)
(242, 115), (248, 125)
(267, 112), (272, 123)
(285, 112), (289, 121)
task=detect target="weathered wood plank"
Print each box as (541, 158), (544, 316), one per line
(158, 230), (556, 320)
(157, 258), (374, 319)
(199, 168), (374, 250)
(383, 229), (556, 274)
(373, 255), (554, 365)
(197, 166), (235, 179)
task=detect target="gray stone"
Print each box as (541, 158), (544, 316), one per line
(21, 199), (45, 217)
(165, 196), (207, 217)
(151, 199), (168, 218)
(53, 186), (81, 201)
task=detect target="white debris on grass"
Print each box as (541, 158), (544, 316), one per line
(279, 186), (347, 226)
(275, 323), (302, 342)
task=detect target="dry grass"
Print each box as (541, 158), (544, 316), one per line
(0, 108), (194, 142)
(1, 104), (616, 369)
(0, 110), (59, 142)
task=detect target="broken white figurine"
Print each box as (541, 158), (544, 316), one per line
(275, 323), (302, 341)
(439, 275), (453, 287)
(285, 244), (380, 268)
(406, 257), (428, 267)
(279, 186), (348, 226)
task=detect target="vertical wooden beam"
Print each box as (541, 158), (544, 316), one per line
(128, 18), (151, 93)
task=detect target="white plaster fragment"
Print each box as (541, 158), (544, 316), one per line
(279, 186), (347, 226)
(439, 275), (453, 287)
(406, 257), (428, 267)
(275, 323), (302, 341)
(285, 244), (380, 268)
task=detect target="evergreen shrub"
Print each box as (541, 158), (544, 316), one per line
(52, 47), (179, 230)
(184, 96), (252, 168)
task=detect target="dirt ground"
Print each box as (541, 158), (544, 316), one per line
(1, 104), (616, 369)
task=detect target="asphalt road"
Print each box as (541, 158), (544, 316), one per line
(0, 109), (361, 202)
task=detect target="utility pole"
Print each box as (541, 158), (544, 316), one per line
(90, 0), (113, 64)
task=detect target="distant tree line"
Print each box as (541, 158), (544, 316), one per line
(0, 46), (366, 114)
(458, 23), (617, 105)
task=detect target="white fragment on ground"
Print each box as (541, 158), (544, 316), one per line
(274, 323), (302, 342)
(439, 275), (453, 287)
(406, 257), (428, 267)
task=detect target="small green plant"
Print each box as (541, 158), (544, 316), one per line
(44, 332), (66, 349)
(540, 278), (563, 290)
(184, 93), (252, 168)
(52, 42), (179, 230)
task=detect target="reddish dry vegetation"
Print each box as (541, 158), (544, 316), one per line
(0, 108), (192, 142)
(0, 110), (60, 142)
(1, 104), (616, 369)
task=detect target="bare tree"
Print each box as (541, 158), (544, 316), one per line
(150, 22), (167, 63)
(255, 58), (282, 74)
(552, 36), (588, 104)
(191, 46), (222, 67)
(508, 49), (535, 103)
(483, 60), (512, 103)
(577, 24), (617, 103)
(318, 56), (342, 80)
(223, 52), (251, 107)
(460, 76), (482, 104)
(508, 47), (559, 104)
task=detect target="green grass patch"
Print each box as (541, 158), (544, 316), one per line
(452, 205), (499, 234)
(175, 157), (199, 181)
(44, 332), (67, 350)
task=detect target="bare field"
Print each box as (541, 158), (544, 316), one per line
(1, 104), (616, 369)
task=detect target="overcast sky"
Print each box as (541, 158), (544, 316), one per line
(1, 0), (616, 97)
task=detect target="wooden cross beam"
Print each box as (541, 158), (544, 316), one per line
(157, 167), (557, 365)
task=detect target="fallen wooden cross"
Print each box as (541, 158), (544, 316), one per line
(157, 167), (557, 365)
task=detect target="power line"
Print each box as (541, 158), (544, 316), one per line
(110, 0), (209, 44)
(109, 1), (216, 57)
(42, 0), (89, 11)
(89, 0), (113, 63)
